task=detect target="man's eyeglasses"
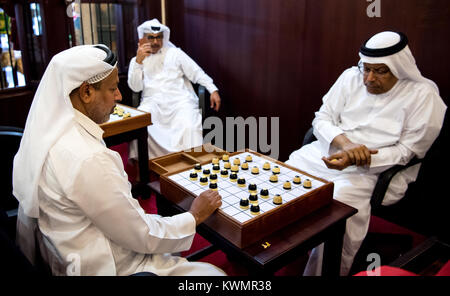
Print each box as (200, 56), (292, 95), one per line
(147, 35), (163, 41)
(358, 61), (390, 76)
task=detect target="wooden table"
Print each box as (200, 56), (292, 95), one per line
(100, 104), (152, 197)
(149, 180), (357, 276)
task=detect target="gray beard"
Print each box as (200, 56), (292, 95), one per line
(143, 47), (167, 75)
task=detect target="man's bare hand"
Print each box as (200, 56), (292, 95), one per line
(322, 151), (352, 171)
(210, 91), (221, 112)
(327, 134), (378, 170)
(188, 190), (222, 225)
(136, 40), (152, 64)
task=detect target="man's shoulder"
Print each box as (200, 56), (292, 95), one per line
(49, 125), (105, 164)
(334, 66), (364, 91)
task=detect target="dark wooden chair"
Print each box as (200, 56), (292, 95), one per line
(301, 126), (422, 212)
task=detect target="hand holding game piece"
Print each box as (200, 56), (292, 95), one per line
(189, 190), (222, 225)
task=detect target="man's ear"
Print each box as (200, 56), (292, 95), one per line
(79, 82), (94, 104)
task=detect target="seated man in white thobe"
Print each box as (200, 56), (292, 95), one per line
(128, 18), (221, 160)
(286, 31), (447, 276)
(13, 44), (226, 276)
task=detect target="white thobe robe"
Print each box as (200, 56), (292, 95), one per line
(286, 67), (446, 276)
(128, 46), (218, 159)
(30, 110), (225, 276)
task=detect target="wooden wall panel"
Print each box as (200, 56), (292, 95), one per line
(166, 0), (449, 162)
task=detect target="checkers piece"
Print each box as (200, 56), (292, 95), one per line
(199, 177), (208, 185)
(303, 179), (312, 189)
(249, 194), (258, 205)
(209, 182), (218, 191)
(240, 198), (249, 210)
(189, 172), (198, 181)
(250, 204), (260, 215)
(273, 194), (283, 205)
(269, 174), (278, 183)
(251, 166), (259, 175)
(283, 181), (292, 190)
(260, 188), (269, 199)
(272, 166), (281, 174)
(229, 173), (238, 182)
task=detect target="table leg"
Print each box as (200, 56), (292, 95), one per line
(136, 127), (149, 183)
(322, 220), (346, 276)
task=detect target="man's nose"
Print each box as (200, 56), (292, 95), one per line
(366, 71), (376, 81)
(116, 89), (122, 102)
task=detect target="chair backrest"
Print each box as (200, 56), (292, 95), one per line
(0, 208), (38, 275)
(0, 126), (23, 214)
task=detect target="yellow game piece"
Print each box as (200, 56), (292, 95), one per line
(223, 162), (231, 170)
(245, 154), (253, 162)
(293, 175), (301, 184)
(241, 162), (249, 170)
(273, 194), (283, 205)
(272, 166), (280, 174)
(262, 162), (271, 170)
(233, 158), (241, 166)
(123, 112), (131, 118)
(222, 154), (230, 162)
(212, 157), (219, 165)
(283, 181), (291, 190)
(303, 179), (312, 189)
(251, 166), (259, 175)
(231, 165), (239, 173)
(269, 174), (278, 183)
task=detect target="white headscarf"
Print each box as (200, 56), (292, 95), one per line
(13, 45), (116, 218)
(137, 18), (175, 48)
(359, 31), (439, 94)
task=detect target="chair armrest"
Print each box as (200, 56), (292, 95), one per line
(302, 127), (316, 146)
(370, 157), (422, 210)
(131, 91), (141, 108)
(197, 85), (206, 120)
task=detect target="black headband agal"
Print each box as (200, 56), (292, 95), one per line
(151, 26), (161, 32)
(360, 32), (408, 57)
(94, 45), (117, 66)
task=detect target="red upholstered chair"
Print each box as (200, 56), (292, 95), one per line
(354, 237), (450, 276)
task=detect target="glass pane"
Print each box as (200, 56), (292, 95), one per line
(0, 7), (26, 89)
(72, 3), (119, 54)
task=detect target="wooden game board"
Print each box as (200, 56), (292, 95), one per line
(99, 104), (151, 138)
(158, 146), (334, 248)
